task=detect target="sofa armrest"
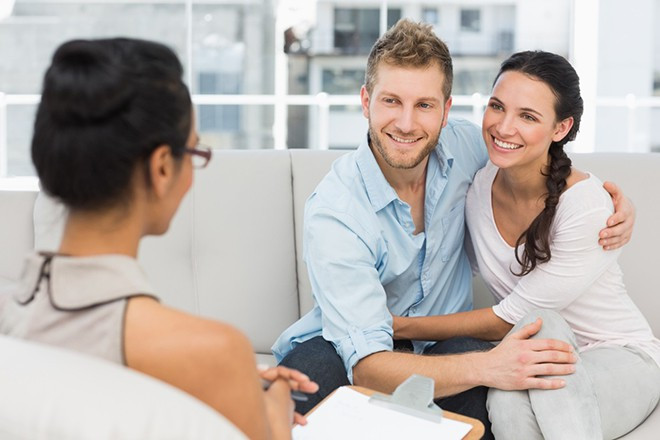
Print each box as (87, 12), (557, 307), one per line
(0, 335), (246, 440)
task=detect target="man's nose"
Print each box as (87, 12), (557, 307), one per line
(394, 106), (416, 134)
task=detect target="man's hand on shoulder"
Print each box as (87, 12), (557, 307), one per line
(600, 181), (635, 250)
(477, 318), (576, 390)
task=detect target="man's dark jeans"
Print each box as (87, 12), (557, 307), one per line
(279, 335), (495, 440)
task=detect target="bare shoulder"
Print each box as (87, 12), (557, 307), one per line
(125, 296), (244, 336)
(565, 167), (589, 190)
(123, 297), (253, 371)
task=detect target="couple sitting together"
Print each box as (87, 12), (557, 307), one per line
(1, 18), (659, 440)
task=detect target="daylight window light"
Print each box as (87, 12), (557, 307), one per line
(0, 0), (15, 21)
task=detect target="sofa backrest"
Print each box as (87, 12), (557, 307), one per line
(2, 150), (659, 354)
(0, 187), (37, 285)
(570, 153), (660, 335)
(140, 150), (299, 353)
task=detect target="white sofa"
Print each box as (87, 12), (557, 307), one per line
(0, 150), (658, 438)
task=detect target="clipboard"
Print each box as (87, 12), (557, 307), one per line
(292, 375), (484, 439)
(369, 374), (444, 423)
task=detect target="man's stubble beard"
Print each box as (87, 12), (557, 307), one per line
(368, 121), (442, 170)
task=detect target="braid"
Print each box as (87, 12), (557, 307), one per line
(495, 51), (582, 276)
(514, 143), (572, 276)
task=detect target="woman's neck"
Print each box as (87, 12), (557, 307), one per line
(495, 163), (548, 204)
(58, 208), (143, 258)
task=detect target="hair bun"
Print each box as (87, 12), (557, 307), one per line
(42, 40), (135, 124)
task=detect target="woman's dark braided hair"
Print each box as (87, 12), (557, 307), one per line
(494, 51), (584, 276)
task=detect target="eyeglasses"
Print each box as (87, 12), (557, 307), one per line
(184, 144), (213, 169)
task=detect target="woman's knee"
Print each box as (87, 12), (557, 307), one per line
(513, 309), (575, 341)
(487, 388), (530, 413)
(516, 309), (562, 327)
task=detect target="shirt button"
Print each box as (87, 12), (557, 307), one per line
(411, 307), (417, 314)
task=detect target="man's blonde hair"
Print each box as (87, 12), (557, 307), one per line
(365, 19), (453, 100)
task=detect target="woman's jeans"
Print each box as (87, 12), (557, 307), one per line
(487, 309), (660, 440)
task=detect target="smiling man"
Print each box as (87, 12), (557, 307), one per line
(272, 19), (632, 437)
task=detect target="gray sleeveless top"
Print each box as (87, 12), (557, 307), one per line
(0, 252), (158, 365)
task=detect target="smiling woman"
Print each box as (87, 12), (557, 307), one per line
(473, 52), (660, 440)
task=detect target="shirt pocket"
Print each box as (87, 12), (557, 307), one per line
(440, 202), (466, 262)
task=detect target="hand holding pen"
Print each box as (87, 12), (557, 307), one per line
(258, 364), (319, 426)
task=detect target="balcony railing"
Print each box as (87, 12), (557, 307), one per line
(1, 92), (659, 177)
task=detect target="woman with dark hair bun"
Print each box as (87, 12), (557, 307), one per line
(392, 51), (660, 438)
(0, 38), (316, 440)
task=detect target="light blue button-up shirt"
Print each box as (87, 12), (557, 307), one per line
(272, 118), (488, 382)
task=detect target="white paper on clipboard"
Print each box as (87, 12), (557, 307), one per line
(292, 387), (473, 440)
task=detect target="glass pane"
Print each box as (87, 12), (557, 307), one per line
(422, 8), (439, 25)
(196, 104), (273, 150)
(0, 0), (188, 176)
(460, 9), (481, 32)
(322, 67), (364, 112)
(192, 1), (275, 149)
(0, 1), (188, 94)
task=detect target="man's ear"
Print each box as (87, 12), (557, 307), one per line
(552, 117), (574, 142)
(442, 96), (453, 128)
(360, 85), (370, 119)
(148, 145), (175, 198)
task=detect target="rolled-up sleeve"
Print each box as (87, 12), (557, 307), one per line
(305, 206), (393, 383)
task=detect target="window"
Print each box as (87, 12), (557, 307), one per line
(334, 8), (401, 54)
(460, 8), (481, 33)
(422, 7), (439, 26)
(198, 72), (241, 132)
(322, 68), (365, 111)
(0, 0), (658, 177)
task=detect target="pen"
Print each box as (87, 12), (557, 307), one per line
(262, 379), (309, 402)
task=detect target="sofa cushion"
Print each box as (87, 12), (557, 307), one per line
(0, 334), (246, 440)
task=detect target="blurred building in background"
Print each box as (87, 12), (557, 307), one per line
(0, 0), (658, 177)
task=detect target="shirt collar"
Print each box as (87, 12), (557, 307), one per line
(355, 132), (454, 212)
(435, 130), (455, 177)
(355, 134), (398, 212)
